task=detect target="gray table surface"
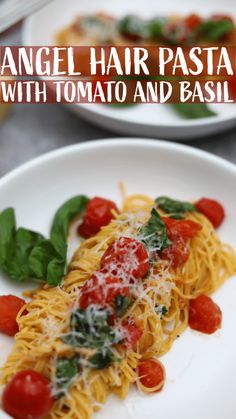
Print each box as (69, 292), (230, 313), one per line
(0, 26), (236, 178)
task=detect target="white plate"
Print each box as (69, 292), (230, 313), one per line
(0, 138), (236, 419)
(23, 0), (236, 140)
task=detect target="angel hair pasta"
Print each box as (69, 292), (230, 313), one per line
(1, 192), (236, 419)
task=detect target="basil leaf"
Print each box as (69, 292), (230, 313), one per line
(44, 194), (89, 285)
(0, 208), (16, 265)
(46, 257), (65, 286)
(62, 306), (123, 349)
(115, 295), (132, 317)
(155, 196), (196, 218)
(155, 305), (168, 317)
(55, 355), (80, 398)
(169, 214), (185, 220)
(89, 350), (119, 370)
(28, 240), (63, 285)
(5, 228), (45, 281)
(50, 195), (89, 258)
(0, 195), (89, 285)
(198, 19), (234, 41)
(139, 208), (171, 251)
(171, 103), (216, 119)
(148, 17), (166, 38)
(0, 214), (46, 282)
(161, 306), (168, 316)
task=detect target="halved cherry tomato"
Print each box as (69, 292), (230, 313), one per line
(184, 14), (202, 31)
(189, 294), (222, 334)
(79, 271), (130, 309)
(78, 197), (119, 239)
(163, 218), (202, 240)
(122, 321), (143, 349)
(161, 218), (201, 268)
(161, 237), (189, 269)
(0, 295), (26, 336)
(100, 237), (150, 279)
(195, 198), (225, 228)
(2, 370), (54, 419)
(137, 359), (165, 392)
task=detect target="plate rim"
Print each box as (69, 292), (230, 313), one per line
(0, 138), (236, 191)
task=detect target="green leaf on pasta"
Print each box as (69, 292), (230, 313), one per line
(139, 208), (172, 251)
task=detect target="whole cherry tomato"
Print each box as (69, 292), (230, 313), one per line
(195, 198), (225, 228)
(2, 370), (54, 419)
(0, 295), (26, 336)
(189, 294), (222, 334)
(78, 197), (119, 238)
(137, 359), (165, 392)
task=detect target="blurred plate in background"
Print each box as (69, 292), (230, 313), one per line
(23, 0), (236, 140)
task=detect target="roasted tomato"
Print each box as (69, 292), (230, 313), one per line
(137, 359), (165, 392)
(79, 271), (130, 309)
(163, 218), (202, 240)
(189, 294), (222, 334)
(160, 237), (190, 268)
(0, 295), (26, 336)
(2, 370), (54, 419)
(122, 321), (143, 349)
(161, 218), (201, 268)
(78, 197), (119, 238)
(184, 14), (203, 30)
(100, 237), (150, 279)
(195, 198), (225, 228)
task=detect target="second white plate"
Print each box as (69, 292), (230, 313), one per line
(23, 0), (236, 139)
